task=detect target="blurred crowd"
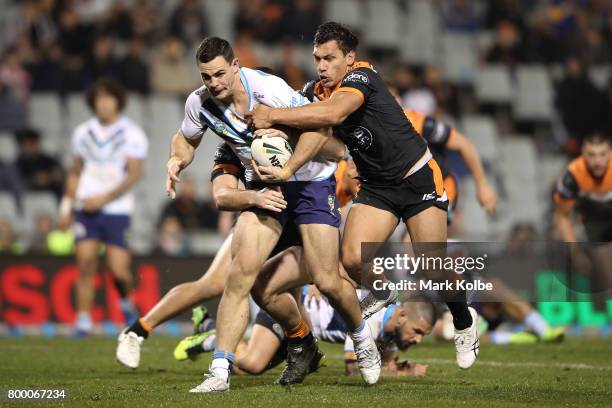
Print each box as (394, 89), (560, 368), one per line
(0, 0), (611, 255)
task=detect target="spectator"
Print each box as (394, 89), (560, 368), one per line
(27, 43), (64, 92)
(159, 175), (219, 232)
(484, 21), (526, 69)
(423, 64), (460, 116)
(84, 35), (119, 84)
(233, 31), (261, 69)
(169, 0), (209, 47)
(280, 0), (322, 43)
(484, 0), (527, 30)
(29, 213), (54, 254)
(155, 216), (190, 256)
(523, 11), (567, 64)
(233, 0), (283, 43)
(0, 158), (24, 213)
(57, 7), (91, 91)
(0, 81), (27, 131)
(18, 0), (59, 55)
(400, 67), (437, 116)
(106, 1), (134, 41)
(14, 128), (64, 199)
(151, 36), (198, 95)
(129, 0), (161, 42)
(555, 57), (608, 143)
(275, 40), (307, 89)
(0, 218), (23, 255)
(0, 46), (31, 105)
(441, 0), (481, 33)
(118, 37), (150, 95)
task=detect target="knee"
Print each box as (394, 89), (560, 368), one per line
(342, 248), (362, 276)
(312, 275), (341, 297)
(224, 263), (257, 296)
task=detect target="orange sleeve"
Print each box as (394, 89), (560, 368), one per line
(335, 87), (365, 103)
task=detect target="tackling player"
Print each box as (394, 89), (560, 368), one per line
(58, 78), (147, 337)
(249, 22), (479, 369)
(162, 37), (380, 392)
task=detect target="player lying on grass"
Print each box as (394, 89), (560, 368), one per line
(174, 289), (434, 378)
(433, 277), (565, 345)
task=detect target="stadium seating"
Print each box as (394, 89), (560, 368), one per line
(364, 0), (400, 49)
(462, 115), (499, 164)
(474, 65), (513, 105)
(513, 66), (554, 122)
(440, 34), (478, 84)
(399, 0), (439, 64)
(22, 192), (58, 235)
(0, 132), (17, 162)
(28, 93), (64, 140)
(0, 192), (18, 222)
(324, 0), (362, 29)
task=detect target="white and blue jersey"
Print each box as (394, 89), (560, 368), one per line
(302, 288), (397, 353)
(72, 116), (148, 215)
(180, 67), (337, 183)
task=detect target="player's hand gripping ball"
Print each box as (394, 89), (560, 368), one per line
(251, 135), (293, 168)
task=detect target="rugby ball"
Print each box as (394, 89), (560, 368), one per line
(251, 136), (293, 168)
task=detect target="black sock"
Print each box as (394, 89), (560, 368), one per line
(128, 319), (149, 339)
(288, 332), (314, 346)
(113, 277), (129, 298)
(446, 302), (472, 330)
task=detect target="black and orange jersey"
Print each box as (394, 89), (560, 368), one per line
(403, 109), (453, 178)
(210, 142), (245, 182)
(310, 62), (428, 184)
(554, 156), (612, 241)
(554, 157), (612, 208)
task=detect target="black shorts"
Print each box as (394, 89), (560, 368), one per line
(254, 310), (288, 371)
(353, 159), (449, 222)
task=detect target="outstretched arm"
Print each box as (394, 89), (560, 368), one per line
(248, 91), (363, 129)
(446, 130), (497, 214)
(166, 131), (201, 199)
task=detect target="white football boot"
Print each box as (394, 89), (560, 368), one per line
(360, 288), (398, 320)
(116, 329), (144, 369)
(454, 307), (480, 369)
(189, 368), (230, 393)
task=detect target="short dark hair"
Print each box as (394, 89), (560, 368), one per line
(314, 22), (359, 55)
(402, 300), (437, 328)
(583, 133), (611, 146)
(86, 77), (126, 112)
(14, 128), (41, 144)
(196, 37), (235, 63)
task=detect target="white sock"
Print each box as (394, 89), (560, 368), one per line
(350, 320), (370, 344)
(202, 335), (216, 352)
(489, 331), (512, 345)
(524, 311), (549, 337)
(211, 358), (230, 381)
(76, 312), (92, 332)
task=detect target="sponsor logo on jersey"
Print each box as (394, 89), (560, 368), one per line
(343, 72), (369, 85)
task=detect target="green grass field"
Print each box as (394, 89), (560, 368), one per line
(1, 337), (611, 407)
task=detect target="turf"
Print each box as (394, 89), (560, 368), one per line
(1, 337), (611, 407)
